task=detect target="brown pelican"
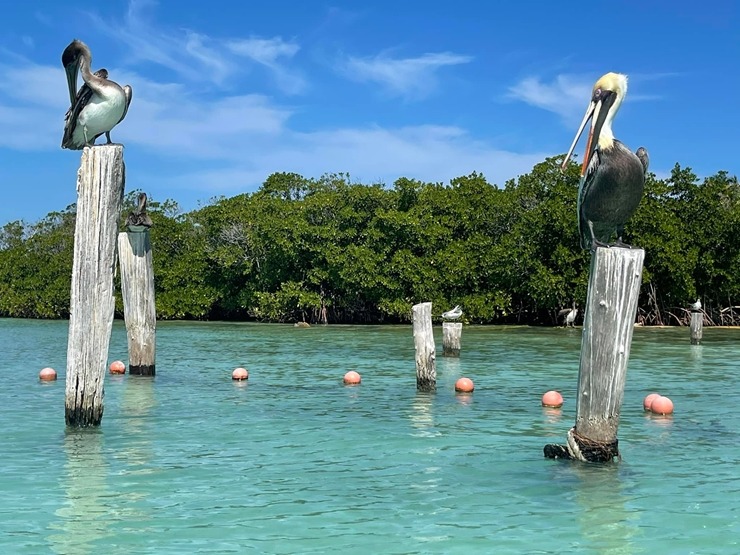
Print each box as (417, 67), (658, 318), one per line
(126, 193), (153, 232)
(561, 72), (648, 250)
(61, 39), (132, 150)
(442, 305), (463, 320)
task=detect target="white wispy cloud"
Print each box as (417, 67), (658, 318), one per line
(340, 51), (472, 99)
(508, 72), (668, 124)
(507, 74), (591, 121)
(227, 36), (305, 94)
(87, 0), (303, 93)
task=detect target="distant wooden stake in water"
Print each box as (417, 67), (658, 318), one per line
(442, 322), (462, 357)
(545, 247), (645, 462)
(690, 311), (703, 345)
(412, 302), (436, 391)
(65, 145), (125, 426)
(118, 229), (156, 375)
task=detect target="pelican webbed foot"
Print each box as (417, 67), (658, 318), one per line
(590, 239), (610, 251)
(610, 238), (634, 249)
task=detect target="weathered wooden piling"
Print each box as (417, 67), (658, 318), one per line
(545, 247), (645, 462)
(690, 311), (703, 345)
(65, 145), (125, 427)
(412, 302), (436, 391)
(118, 229), (156, 375)
(442, 322), (462, 357)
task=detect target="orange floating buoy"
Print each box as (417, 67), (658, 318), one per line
(39, 367), (57, 381)
(542, 390), (564, 408)
(455, 377), (474, 393)
(643, 392), (660, 411)
(343, 371), (361, 385)
(109, 360), (126, 374)
(232, 367), (249, 381)
(650, 395), (674, 415)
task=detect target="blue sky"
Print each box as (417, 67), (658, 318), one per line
(1, 0), (738, 225)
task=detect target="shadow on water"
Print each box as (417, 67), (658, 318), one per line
(49, 429), (111, 555)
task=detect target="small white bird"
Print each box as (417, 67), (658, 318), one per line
(442, 305), (463, 320)
(690, 299), (702, 311)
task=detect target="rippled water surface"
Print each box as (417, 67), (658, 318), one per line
(1, 319), (738, 554)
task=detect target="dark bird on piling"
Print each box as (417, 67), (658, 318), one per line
(61, 39), (132, 149)
(561, 72), (648, 250)
(126, 193), (153, 232)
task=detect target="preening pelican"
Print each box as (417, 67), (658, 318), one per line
(126, 193), (153, 232)
(61, 39), (132, 150)
(561, 73), (648, 250)
(442, 305), (463, 320)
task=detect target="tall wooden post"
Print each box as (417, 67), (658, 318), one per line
(412, 302), (436, 392)
(65, 145), (125, 426)
(118, 230), (156, 375)
(442, 322), (462, 356)
(545, 247), (644, 462)
(690, 311), (703, 345)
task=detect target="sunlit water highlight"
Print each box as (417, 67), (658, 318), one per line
(1, 319), (738, 554)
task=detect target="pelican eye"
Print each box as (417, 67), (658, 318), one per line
(593, 88), (602, 100)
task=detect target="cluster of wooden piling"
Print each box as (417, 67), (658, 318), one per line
(65, 146), (156, 427)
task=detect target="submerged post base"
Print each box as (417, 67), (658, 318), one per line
(544, 427), (620, 463)
(129, 365), (155, 376)
(65, 404), (104, 427)
(416, 377), (436, 392)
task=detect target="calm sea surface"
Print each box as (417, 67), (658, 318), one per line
(1, 319), (738, 554)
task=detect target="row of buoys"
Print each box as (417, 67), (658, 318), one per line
(37, 365), (675, 417)
(643, 392), (674, 415)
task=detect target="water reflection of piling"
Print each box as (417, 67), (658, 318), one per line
(409, 392), (439, 438)
(50, 429), (112, 554)
(572, 465), (638, 555)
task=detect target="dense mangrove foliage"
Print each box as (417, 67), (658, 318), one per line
(1, 156), (738, 325)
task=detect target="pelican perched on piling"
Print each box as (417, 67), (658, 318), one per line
(561, 72), (648, 250)
(126, 193), (153, 232)
(690, 299), (702, 311)
(61, 39), (132, 150)
(442, 305), (463, 320)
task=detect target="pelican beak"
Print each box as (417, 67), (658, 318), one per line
(64, 59), (80, 107)
(561, 100), (602, 176)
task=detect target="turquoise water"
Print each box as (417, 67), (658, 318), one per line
(1, 319), (738, 554)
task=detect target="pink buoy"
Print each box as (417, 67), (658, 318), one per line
(39, 367), (57, 381)
(643, 392), (660, 411)
(455, 377), (474, 393)
(650, 396), (674, 415)
(109, 360), (126, 374)
(232, 367), (249, 381)
(542, 390), (563, 408)
(343, 371), (361, 385)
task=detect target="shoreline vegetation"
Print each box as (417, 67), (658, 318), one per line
(1, 156), (738, 326)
